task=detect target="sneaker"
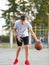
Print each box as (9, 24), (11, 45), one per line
(13, 59), (18, 65)
(25, 60), (30, 65)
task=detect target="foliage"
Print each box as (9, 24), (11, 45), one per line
(1, 0), (49, 31)
(32, 0), (49, 26)
(2, 0), (20, 31)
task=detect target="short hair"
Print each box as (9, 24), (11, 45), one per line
(20, 15), (25, 20)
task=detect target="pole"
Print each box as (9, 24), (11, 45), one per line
(10, 13), (13, 48)
(48, 15), (49, 47)
(10, 29), (13, 48)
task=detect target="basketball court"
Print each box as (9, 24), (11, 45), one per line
(0, 48), (49, 65)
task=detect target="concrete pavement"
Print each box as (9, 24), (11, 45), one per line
(0, 48), (49, 65)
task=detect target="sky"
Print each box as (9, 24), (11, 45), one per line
(0, 0), (9, 35)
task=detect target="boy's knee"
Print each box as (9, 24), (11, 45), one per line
(18, 46), (22, 49)
(25, 45), (29, 49)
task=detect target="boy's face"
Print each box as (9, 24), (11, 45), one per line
(21, 19), (25, 22)
(20, 15), (25, 22)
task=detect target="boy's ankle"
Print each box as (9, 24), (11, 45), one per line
(15, 58), (18, 61)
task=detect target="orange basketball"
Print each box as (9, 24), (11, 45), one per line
(35, 41), (43, 50)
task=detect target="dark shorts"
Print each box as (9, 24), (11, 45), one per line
(16, 36), (29, 46)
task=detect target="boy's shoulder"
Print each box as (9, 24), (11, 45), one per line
(26, 20), (30, 24)
(15, 20), (20, 24)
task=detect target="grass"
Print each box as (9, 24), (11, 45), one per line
(0, 43), (34, 48)
(0, 43), (49, 48)
(0, 43), (17, 48)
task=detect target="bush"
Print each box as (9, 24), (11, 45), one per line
(0, 36), (10, 43)
(0, 35), (16, 43)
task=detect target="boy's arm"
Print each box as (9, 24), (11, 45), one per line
(29, 29), (40, 42)
(13, 28), (18, 38)
(13, 28), (22, 42)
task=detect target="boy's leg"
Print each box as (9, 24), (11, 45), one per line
(13, 39), (22, 65)
(15, 38), (22, 60)
(16, 46), (22, 59)
(24, 45), (29, 60)
(24, 45), (30, 65)
(23, 36), (29, 60)
(13, 46), (21, 65)
(23, 36), (30, 65)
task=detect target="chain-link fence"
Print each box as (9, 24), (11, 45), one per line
(32, 26), (48, 47)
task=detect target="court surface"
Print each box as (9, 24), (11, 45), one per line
(0, 48), (49, 65)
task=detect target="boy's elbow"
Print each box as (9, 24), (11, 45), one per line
(13, 28), (16, 32)
(29, 29), (33, 34)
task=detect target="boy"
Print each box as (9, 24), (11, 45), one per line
(13, 15), (40, 65)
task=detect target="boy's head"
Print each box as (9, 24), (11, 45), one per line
(20, 15), (25, 21)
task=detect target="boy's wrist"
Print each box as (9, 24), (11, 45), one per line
(35, 38), (38, 42)
(16, 34), (18, 38)
(36, 39), (41, 43)
(15, 34), (18, 38)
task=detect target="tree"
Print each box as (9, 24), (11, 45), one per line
(33, 0), (49, 26)
(1, 0), (20, 48)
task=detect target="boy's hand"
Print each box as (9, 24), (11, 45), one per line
(17, 36), (22, 42)
(36, 39), (41, 43)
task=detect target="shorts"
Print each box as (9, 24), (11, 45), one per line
(16, 36), (29, 46)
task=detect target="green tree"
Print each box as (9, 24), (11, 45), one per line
(2, 0), (20, 48)
(33, 0), (49, 26)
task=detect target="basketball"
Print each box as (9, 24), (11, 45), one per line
(35, 41), (43, 50)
